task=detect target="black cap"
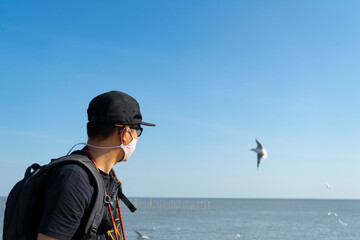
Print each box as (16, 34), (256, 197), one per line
(87, 91), (155, 126)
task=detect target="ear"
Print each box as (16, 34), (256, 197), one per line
(120, 127), (130, 143)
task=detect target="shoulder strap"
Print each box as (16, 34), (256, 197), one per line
(110, 170), (137, 213)
(47, 154), (105, 238)
(118, 190), (137, 213)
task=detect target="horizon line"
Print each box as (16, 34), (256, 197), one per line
(1, 196), (359, 201)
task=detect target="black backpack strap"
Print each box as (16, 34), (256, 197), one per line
(110, 170), (137, 213)
(24, 163), (41, 178)
(118, 190), (137, 213)
(48, 154), (105, 238)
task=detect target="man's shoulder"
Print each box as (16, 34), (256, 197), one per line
(50, 151), (91, 178)
(54, 163), (89, 176)
(49, 158), (94, 187)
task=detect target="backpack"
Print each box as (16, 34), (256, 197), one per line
(3, 153), (135, 240)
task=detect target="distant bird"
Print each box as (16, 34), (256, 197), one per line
(176, 228), (181, 231)
(250, 139), (268, 169)
(327, 212), (347, 226)
(235, 234), (241, 238)
(338, 219), (348, 226)
(325, 182), (333, 190)
(327, 212), (338, 217)
(134, 230), (149, 239)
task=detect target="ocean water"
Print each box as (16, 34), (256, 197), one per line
(1, 197), (360, 240)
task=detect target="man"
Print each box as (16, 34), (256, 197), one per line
(37, 91), (155, 240)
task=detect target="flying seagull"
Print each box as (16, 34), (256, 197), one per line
(338, 219), (348, 226)
(325, 182), (333, 190)
(134, 230), (149, 239)
(327, 212), (348, 226)
(250, 139), (268, 169)
(328, 212), (338, 217)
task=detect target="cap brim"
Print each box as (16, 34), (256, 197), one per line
(140, 121), (156, 127)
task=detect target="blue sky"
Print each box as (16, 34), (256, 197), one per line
(1, 0), (360, 198)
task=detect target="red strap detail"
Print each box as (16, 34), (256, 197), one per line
(107, 202), (119, 240)
(117, 197), (126, 240)
(83, 147), (121, 240)
(83, 147), (99, 169)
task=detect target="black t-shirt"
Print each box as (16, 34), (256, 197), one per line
(38, 154), (122, 240)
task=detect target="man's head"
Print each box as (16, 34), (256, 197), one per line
(87, 91), (155, 141)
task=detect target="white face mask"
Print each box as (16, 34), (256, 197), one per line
(119, 128), (137, 162)
(84, 128), (137, 162)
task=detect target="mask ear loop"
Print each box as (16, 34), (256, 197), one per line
(67, 142), (86, 155)
(67, 127), (134, 154)
(120, 126), (135, 146)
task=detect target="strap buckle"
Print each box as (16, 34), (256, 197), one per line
(104, 194), (111, 205)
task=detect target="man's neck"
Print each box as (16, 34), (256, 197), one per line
(86, 133), (126, 173)
(87, 147), (118, 173)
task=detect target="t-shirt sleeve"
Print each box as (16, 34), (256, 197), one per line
(38, 164), (94, 240)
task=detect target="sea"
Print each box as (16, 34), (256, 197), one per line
(1, 197), (360, 240)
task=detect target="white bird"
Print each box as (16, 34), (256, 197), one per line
(235, 234), (241, 238)
(327, 212), (338, 217)
(250, 139), (268, 169)
(327, 212), (347, 226)
(176, 227), (181, 231)
(134, 230), (149, 239)
(338, 219), (348, 226)
(325, 182), (333, 190)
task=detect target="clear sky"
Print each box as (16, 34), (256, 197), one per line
(1, 0), (360, 199)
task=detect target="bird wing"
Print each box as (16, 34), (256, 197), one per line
(257, 154), (262, 169)
(325, 182), (333, 189)
(135, 231), (143, 237)
(255, 139), (263, 149)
